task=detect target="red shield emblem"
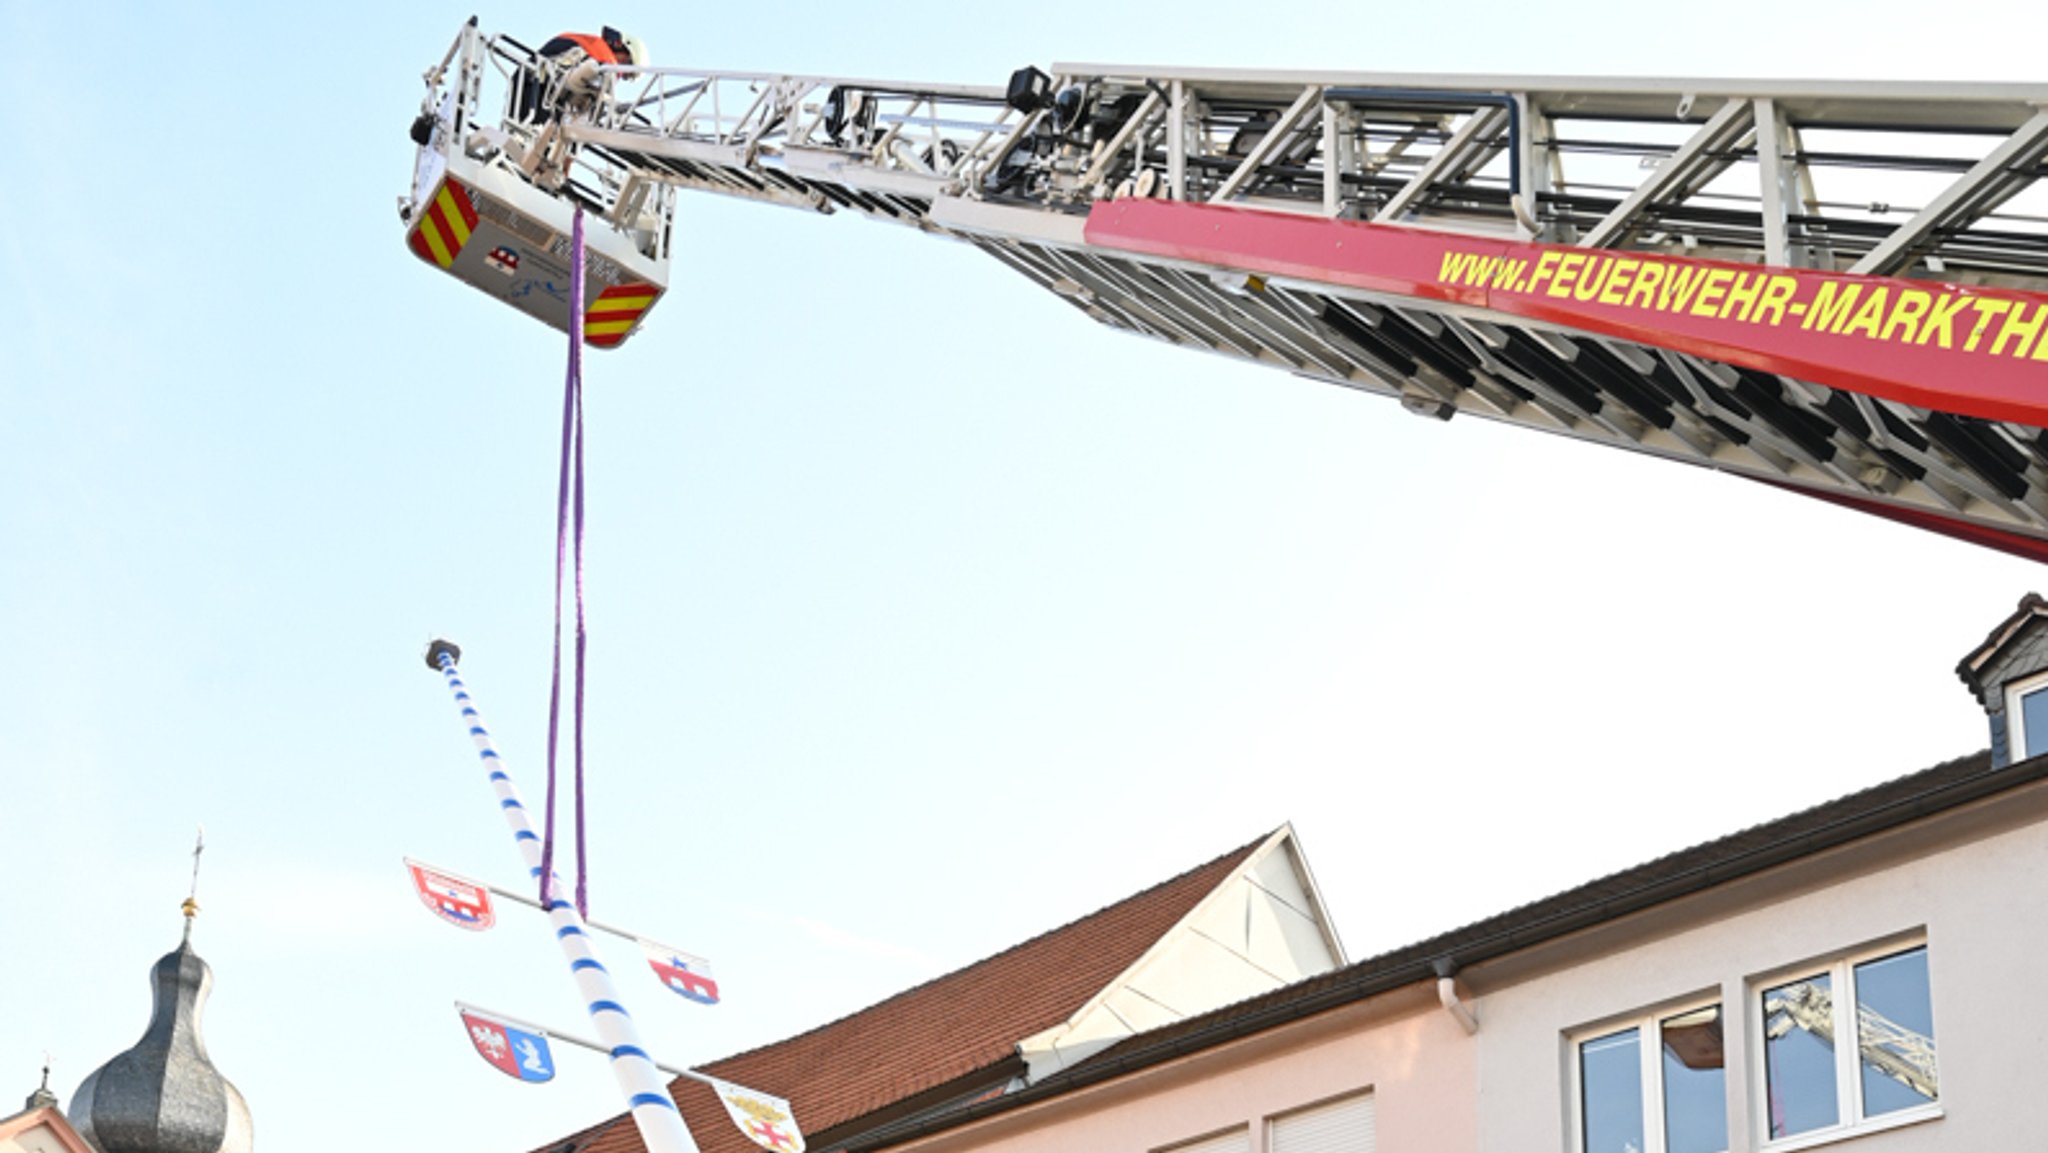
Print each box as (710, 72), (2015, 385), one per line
(406, 858), (496, 931)
(458, 1007), (555, 1082)
(639, 938), (720, 1004)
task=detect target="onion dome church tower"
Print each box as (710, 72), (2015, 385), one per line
(66, 892), (253, 1153)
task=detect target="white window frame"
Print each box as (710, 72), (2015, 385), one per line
(1151, 1124), (1250, 1153)
(1569, 994), (1728, 1153)
(1266, 1088), (1375, 1153)
(2005, 668), (2048, 761)
(1751, 939), (1941, 1153)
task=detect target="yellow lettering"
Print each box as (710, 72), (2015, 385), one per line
(1439, 252), (1467, 281)
(1805, 282), (1862, 332)
(1720, 272), (1765, 321)
(1991, 302), (2048, 357)
(1840, 287), (1890, 337)
(1751, 275), (1798, 327)
(1624, 261), (1665, 309)
(1810, 284), (1859, 333)
(1573, 256), (1614, 302)
(1914, 294), (1973, 349)
(1878, 290), (1932, 344)
(1599, 258), (1638, 306)
(1549, 253), (1586, 298)
(1691, 268), (1736, 318)
(1527, 251), (1561, 293)
(1965, 300), (2012, 352)
(1658, 265), (1707, 313)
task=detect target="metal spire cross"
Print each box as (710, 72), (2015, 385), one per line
(26, 1052), (57, 1111)
(182, 826), (205, 939)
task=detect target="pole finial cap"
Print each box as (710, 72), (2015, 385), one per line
(425, 639), (462, 671)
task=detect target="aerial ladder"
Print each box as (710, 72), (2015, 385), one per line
(1762, 979), (1938, 1106)
(402, 20), (2048, 561)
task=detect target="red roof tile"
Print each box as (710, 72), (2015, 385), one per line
(536, 834), (1268, 1153)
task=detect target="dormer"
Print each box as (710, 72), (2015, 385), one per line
(1957, 593), (2048, 766)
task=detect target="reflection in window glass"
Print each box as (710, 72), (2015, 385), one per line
(1661, 1006), (1727, 1153)
(1581, 1028), (1644, 1153)
(1763, 974), (1839, 1138)
(2022, 687), (2048, 759)
(1854, 947), (1939, 1116)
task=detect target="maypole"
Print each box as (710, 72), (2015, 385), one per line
(426, 639), (700, 1153)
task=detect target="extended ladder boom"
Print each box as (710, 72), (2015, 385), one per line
(403, 21), (2048, 560)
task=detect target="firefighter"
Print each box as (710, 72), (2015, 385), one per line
(537, 27), (648, 71)
(516, 27), (650, 122)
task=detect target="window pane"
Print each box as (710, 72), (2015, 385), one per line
(1581, 1028), (1644, 1153)
(2023, 688), (2048, 759)
(1854, 947), (1938, 1116)
(1763, 975), (1839, 1138)
(1661, 1006), (1728, 1153)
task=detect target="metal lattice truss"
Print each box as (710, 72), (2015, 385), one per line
(1764, 982), (1939, 1103)
(424, 23), (2048, 556)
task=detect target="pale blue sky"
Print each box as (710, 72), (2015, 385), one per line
(4, 3), (2044, 1152)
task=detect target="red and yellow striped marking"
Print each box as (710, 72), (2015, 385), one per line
(584, 282), (661, 348)
(407, 180), (481, 269)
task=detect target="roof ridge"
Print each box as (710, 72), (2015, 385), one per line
(1393, 747), (1995, 955)
(1077, 749), (2005, 1074)
(695, 830), (1274, 1074)
(1956, 590), (2048, 682)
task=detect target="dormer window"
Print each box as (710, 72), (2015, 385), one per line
(1954, 593), (2048, 768)
(2006, 669), (2048, 762)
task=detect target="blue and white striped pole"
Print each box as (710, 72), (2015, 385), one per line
(427, 639), (699, 1153)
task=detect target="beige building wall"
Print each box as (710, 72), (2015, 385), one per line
(890, 984), (1475, 1153)
(1467, 774), (2048, 1153)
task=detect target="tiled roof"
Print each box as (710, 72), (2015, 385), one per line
(850, 746), (2047, 1150)
(1956, 590), (2048, 690)
(536, 834), (1268, 1153)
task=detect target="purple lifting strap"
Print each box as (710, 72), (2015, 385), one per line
(542, 207), (591, 918)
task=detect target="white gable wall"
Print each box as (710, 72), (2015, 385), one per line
(1018, 827), (1344, 1080)
(0, 1109), (93, 1153)
(2, 1125), (71, 1153)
